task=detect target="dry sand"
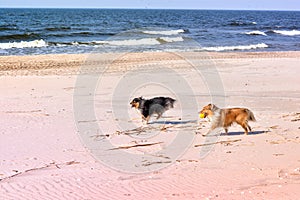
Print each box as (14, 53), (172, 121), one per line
(0, 51), (299, 199)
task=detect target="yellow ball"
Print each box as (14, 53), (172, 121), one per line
(199, 113), (205, 118)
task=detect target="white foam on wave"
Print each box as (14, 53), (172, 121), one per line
(202, 43), (268, 51)
(143, 29), (185, 35)
(0, 39), (47, 49)
(93, 36), (184, 46)
(94, 38), (160, 46)
(158, 36), (184, 43)
(245, 31), (267, 36)
(273, 30), (300, 36)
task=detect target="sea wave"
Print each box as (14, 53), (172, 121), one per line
(273, 30), (300, 36)
(245, 31), (267, 36)
(158, 36), (184, 43)
(93, 36), (184, 46)
(94, 38), (160, 46)
(45, 26), (72, 31)
(228, 21), (257, 26)
(142, 29), (185, 35)
(0, 27), (17, 31)
(47, 32), (116, 38)
(0, 33), (41, 41)
(202, 43), (268, 51)
(0, 39), (47, 49)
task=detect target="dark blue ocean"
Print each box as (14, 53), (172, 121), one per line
(0, 8), (299, 55)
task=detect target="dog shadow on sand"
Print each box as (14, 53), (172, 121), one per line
(220, 131), (269, 136)
(201, 130), (269, 137)
(148, 120), (197, 125)
(221, 130), (268, 136)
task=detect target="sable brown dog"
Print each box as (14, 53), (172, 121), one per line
(199, 103), (256, 135)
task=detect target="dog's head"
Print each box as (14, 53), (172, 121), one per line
(199, 103), (218, 119)
(130, 97), (143, 109)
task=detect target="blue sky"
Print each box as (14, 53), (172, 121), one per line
(1, 0), (300, 10)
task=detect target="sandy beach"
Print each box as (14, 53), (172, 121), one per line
(0, 51), (300, 199)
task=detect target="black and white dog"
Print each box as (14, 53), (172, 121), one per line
(130, 96), (176, 123)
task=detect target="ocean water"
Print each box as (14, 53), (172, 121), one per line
(0, 8), (299, 55)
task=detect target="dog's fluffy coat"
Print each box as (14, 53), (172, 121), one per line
(130, 96), (175, 123)
(199, 103), (256, 134)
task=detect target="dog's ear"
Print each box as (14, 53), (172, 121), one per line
(209, 103), (215, 110)
(139, 96), (143, 100)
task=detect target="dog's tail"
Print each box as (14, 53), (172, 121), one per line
(166, 98), (176, 109)
(247, 109), (256, 122)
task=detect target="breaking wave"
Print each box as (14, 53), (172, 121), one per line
(273, 30), (300, 36)
(92, 36), (184, 46)
(142, 29), (185, 35)
(202, 43), (268, 51)
(0, 39), (47, 49)
(0, 36), (185, 49)
(245, 31), (267, 36)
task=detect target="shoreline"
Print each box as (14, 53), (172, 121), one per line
(0, 51), (299, 76)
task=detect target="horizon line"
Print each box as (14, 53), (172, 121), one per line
(1, 7), (300, 11)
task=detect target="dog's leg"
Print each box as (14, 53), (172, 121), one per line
(241, 123), (249, 135)
(245, 120), (252, 133)
(145, 116), (150, 124)
(142, 115), (146, 121)
(247, 123), (252, 132)
(156, 112), (162, 120)
(246, 122), (252, 134)
(141, 115), (150, 125)
(224, 127), (228, 135)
